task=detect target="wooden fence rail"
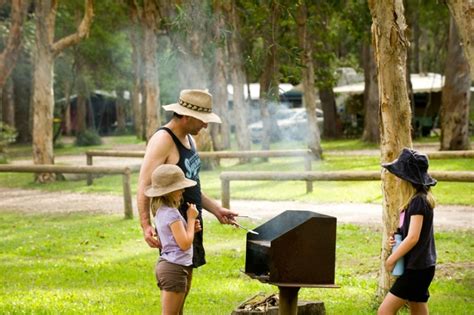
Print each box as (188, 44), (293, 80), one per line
(85, 149), (474, 162)
(0, 164), (133, 219)
(219, 170), (474, 209)
(426, 151), (474, 159)
(85, 149), (314, 189)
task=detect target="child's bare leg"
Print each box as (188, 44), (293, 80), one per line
(409, 301), (429, 315)
(179, 270), (193, 315)
(161, 290), (185, 315)
(378, 292), (407, 315)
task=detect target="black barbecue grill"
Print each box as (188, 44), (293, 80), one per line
(243, 210), (337, 314)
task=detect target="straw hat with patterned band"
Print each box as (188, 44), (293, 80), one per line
(163, 89), (222, 124)
(145, 164), (197, 197)
(382, 148), (437, 187)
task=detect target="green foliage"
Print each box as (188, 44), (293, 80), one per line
(0, 122), (18, 163)
(54, 0), (132, 99)
(0, 122), (17, 145)
(0, 213), (471, 314)
(75, 130), (103, 147)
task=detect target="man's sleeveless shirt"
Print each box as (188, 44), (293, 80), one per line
(158, 127), (205, 267)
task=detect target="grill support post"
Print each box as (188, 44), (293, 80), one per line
(278, 286), (300, 315)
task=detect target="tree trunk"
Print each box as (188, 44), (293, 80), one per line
(74, 60), (88, 134)
(171, 0), (214, 168)
(62, 79), (72, 136)
(408, 0), (421, 73)
(440, 17), (471, 150)
(128, 0), (144, 140)
(309, 4), (342, 140)
(32, 0), (93, 182)
(210, 1), (230, 151)
(32, 45), (56, 181)
(12, 58), (32, 143)
(296, 3), (322, 158)
(175, 0), (208, 90)
(362, 43), (380, 143)
(412, 9), (421, 73)
(446, 0), (473, 73)
(369, 0), (413, 301)
(226, 1), (251, 156)
(259, 1), (281, 152)
(142, 0), (160, 141)
(194, 129), (215, 170)
(115, 88), (126, 134)
(2, 79), (15, 127)
(0, 0), (27, 90)
(319, 87), (341, 139)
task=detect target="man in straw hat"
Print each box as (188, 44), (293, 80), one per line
(137, 89), (238, 268)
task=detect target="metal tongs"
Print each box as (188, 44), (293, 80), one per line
(236, 215), (262, 220)
(233, 220), (259, 235)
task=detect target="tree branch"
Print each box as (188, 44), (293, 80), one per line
(51, 0), (94, 57)
(0, 0), (28, 88)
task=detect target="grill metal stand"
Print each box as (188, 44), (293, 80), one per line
(278, 286), (300, 315)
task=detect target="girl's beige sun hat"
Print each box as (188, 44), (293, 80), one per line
(145, 164), (197, 197)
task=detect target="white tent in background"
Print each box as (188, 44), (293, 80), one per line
(333, 72), (447, 95)
(227, 83), (294, 101)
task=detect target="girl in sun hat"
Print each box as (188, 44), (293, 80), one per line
(378, 148), (437, 315)
(145, 164), (201, 314)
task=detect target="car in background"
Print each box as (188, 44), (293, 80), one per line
(248, 107), (324, 142)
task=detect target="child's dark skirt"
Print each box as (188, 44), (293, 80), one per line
(390, 266), (435, 302)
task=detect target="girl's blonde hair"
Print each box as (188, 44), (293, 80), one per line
(150, 193), (181, 216)
(399, 179), (436, 211)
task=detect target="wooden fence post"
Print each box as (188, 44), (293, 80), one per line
(86, 153), (93, 185)
(221, 177), (230, 209)
(122, 168), (133, 219)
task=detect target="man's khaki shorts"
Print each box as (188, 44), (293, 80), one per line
(155, 259), (193, 293)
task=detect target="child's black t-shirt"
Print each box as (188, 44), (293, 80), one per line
(401, 194), (437, 270)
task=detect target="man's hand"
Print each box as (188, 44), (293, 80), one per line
(143, 225), (161, 248)
(215, 207), (239, 225)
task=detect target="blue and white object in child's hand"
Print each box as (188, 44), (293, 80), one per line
(392, 230), (404, 276)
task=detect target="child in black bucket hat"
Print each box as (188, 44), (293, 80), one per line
(378, 148), (437, 315)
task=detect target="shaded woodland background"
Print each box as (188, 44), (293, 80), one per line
(0, 1), (471, 164)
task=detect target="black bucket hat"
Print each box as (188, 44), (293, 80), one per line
(382, 148), (437, 187)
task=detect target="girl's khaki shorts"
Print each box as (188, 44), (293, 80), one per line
(155, 259), (193, 293)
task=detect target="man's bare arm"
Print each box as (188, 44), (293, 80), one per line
(201, 192), (238, 224)
(137, 131), (174, 248)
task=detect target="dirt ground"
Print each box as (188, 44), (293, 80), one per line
(1, 187), (472, 231)
(2, 139), (472, 230)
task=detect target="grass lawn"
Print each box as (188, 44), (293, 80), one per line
(1, 136), (473, 313)
(0, 212), (472, 314)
